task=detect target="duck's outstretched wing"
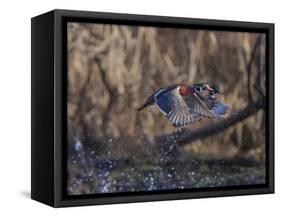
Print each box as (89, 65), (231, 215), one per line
(137, 85), (177, 111)
(154, 88), (201, 127)
(185, 93), (219, 118)
(200, 94), (230, 116)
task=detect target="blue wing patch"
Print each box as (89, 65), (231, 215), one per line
(154, 87), (201, 127)
(155, 94), (175, 114)
(154, 86), (178, 114)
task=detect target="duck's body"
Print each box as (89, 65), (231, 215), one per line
(138, 83), (229, 127)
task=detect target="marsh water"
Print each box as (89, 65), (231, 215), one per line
(67, 142), (265, 195)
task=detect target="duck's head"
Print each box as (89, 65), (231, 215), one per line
(191, 83), (214, 92)
(210, 84), (220, 94)
(179, 83), (220, 96)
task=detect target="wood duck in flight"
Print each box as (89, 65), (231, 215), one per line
(137, 83), (229, 127)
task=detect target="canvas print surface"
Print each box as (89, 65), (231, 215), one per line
(67, 22), (266, 195)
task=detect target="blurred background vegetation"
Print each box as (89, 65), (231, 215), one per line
(67, 22), (266, 195)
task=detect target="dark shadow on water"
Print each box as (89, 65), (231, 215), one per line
(20, 191), (31, 198)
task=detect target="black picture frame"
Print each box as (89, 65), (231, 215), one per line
(31, 9), (274, 207)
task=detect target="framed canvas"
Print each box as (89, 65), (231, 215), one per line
(31, 9), (274, 207)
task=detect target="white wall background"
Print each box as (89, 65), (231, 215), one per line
(0, 0), (279, 215)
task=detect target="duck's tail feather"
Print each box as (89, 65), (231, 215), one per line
(137, 96), (155, 111)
